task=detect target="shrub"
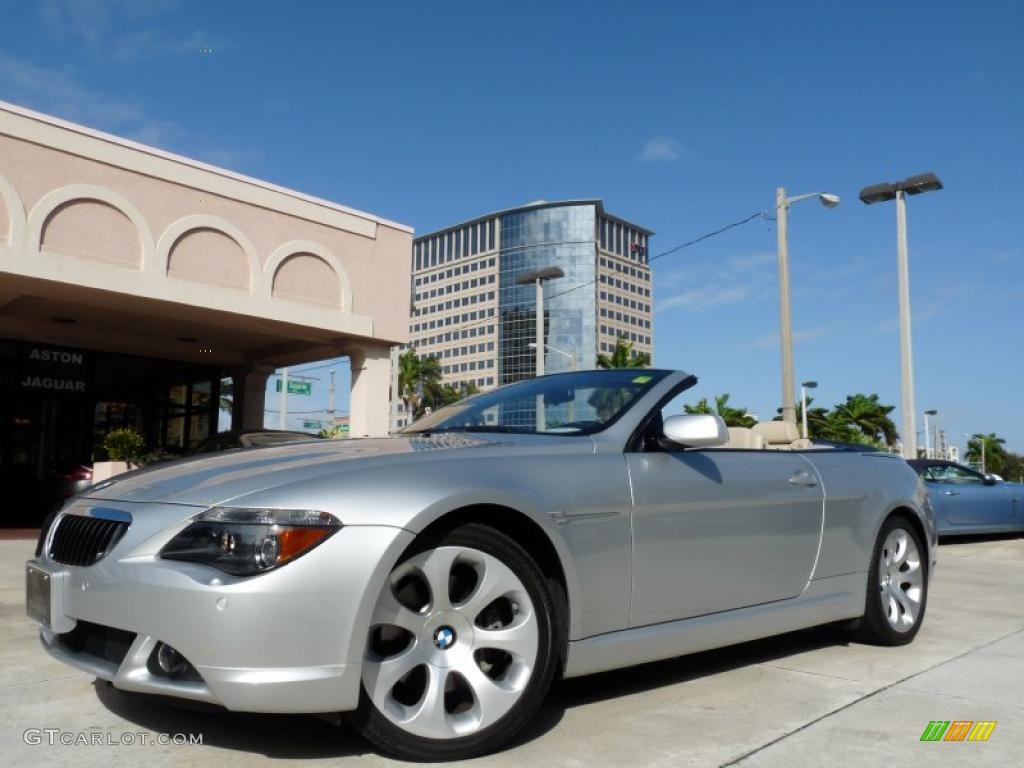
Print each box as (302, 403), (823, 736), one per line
(103, 428), (146, 464)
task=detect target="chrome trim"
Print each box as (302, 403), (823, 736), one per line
(65, 504), (133, 523)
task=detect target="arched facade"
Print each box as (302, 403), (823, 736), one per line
(27, 184), (154, 269)
(156, 214), (260, 291)
(266, 239), (353, 311)
(0, 170), (27, 250)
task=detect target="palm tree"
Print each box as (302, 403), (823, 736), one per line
(398, 349), (443, 419)
(833, 393), (899, 447)
(597, 337), (650, 369)
(684, 394), (756, 427)
(966, 433), (1007, 475)
(425, 380), (480, 411)
(775, 397), (832, 440)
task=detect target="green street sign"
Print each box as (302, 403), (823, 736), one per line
(303, 420), (321, 429)
(275, 380), (312, 396)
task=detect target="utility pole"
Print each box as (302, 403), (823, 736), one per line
(776, 187), (796, 426)
(279, 367), (288, 430)
(774, 189), (839, 426)
(328, 369), (335, 425)
(389, 345), (400, 433)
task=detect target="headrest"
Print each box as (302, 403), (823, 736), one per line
(752, 420), (800, 445)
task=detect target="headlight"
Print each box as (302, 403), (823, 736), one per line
(159, 508), (341, 576)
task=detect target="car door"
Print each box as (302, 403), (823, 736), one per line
(923, 464), (1013, 527)
(626, 410), (824, 627)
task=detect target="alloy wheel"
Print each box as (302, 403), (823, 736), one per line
(363, 545), (539, 739)
(877, 527), (924, 632)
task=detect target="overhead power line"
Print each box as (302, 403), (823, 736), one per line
(283, 208), (770, 367)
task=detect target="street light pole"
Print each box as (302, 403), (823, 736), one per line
(279, 367), (288, 430)
(776, 188), (795, 426)
(924, 409), (937, 459)
(860, 172), (943, 460)
(534, 278), (545, 377)
(515, 266), (565, 380)
(896, 190), (918, 459)
(529, 342), (576, 370)
(800, 380), (818, 440)
(775, 188), (840, 426)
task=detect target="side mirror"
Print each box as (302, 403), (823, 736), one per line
(662, 414), (728, 449)
(983, 474), (999, 486)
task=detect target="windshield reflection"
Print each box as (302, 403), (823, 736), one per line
(401, 370), (668, 436)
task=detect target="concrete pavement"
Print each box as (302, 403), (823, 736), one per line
(1, 535), (1021, 767)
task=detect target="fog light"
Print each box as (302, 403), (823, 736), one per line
(156, 642), (186, 675)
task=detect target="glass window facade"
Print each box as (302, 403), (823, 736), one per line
(498, 205), (597, 384)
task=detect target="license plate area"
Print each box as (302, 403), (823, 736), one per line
(26, 562), (72, 632)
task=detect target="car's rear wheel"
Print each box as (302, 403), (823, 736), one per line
(858, 515), (928, 645)
(352, 523), (561, 761)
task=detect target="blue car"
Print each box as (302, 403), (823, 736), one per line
(908, 459), (1023, 536)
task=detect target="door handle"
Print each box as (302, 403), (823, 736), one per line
(789, 471), (817, 487)
(944, 490), (960, 496)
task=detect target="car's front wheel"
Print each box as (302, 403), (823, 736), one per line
(352, 523), (561, 761)
(858, 515), (928, 645)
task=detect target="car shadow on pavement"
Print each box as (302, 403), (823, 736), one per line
(938, 532), (1022, 546)
(93, 623), (851, 758)
(94, 681), (373, 759)
(540, 622), (851, 715)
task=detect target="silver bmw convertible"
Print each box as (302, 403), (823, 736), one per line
(27, 369), (936, 761)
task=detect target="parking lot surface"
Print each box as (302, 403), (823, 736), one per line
(2, 535), (1021, 767)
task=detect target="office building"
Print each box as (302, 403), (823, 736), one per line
(408, 200), (653, 393)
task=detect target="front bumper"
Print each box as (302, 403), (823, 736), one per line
(30, 505), (413, 713)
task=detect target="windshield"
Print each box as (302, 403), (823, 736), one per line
(401, 370), (669, 436)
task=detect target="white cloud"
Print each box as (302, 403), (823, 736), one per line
(739, 328), (829, 350)
(727, 252), (776, 272)
(38, 1), (228, 61)
(0, 54), (257, 171)
(0, 53), (175, 139)
(655, 250), (776, 314)
(639, 136), (683, 163)
(657, 285), (751, 312)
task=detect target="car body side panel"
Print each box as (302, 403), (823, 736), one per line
(229, 451), (635, 641)
(565, 571), (864, 678)
(802, 451), (935, 578)
(625, 450), (823, 626)
(933, 481), (1014, 527)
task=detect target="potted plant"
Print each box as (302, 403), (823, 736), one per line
(93, 427), (146, 482)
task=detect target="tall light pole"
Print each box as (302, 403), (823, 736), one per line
(776, 189), (840, 425)
(516, 266), (565, 378)
(924, 409), (937, 459)
(529, 342), (577, 370)
(279, 367), (288, 430)
(800, 380), (818, 440)
(860, 172), (943, 459)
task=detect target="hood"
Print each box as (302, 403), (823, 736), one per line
(81, 434), (500, 507)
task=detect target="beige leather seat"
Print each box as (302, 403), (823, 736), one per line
(718, 426), (765, 449)
(752, 421), (800, 450)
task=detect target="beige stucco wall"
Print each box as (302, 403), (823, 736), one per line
(0, 101), (412, 436)
(0, 102), (412, 344)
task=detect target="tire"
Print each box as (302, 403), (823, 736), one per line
(351, 523), (562, 761)
(857, 515), (928, 646)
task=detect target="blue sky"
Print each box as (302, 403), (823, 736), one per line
(2, 1), (1022, 451)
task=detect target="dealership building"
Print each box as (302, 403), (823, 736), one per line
(0, 101), (412, 525)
